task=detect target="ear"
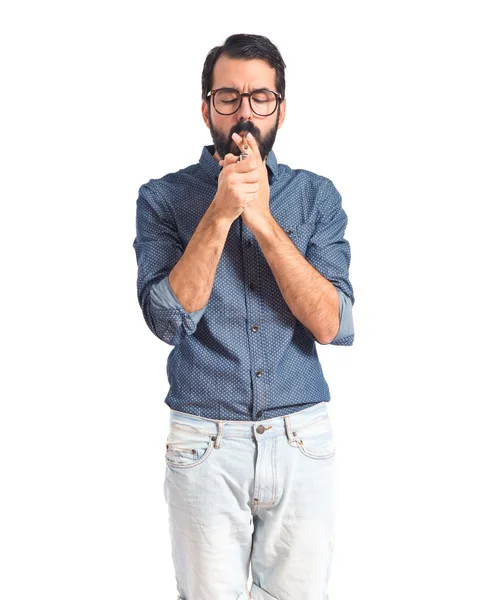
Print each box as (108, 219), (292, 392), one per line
(277, 98), (287, 129)
(201, 100), (210, 128)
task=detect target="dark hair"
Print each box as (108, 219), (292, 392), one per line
(201, 33), (286, 105)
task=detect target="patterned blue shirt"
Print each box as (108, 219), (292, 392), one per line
(133, 145), (355, 421)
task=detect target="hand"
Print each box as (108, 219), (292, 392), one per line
(213, 132), (271, 230)
(221, 132), (272, 233)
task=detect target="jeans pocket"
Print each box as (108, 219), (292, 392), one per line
(165, 433), (215, 469)
(289, 418), (336, 460)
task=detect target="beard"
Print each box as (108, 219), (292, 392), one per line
(208, 107), (280, 161)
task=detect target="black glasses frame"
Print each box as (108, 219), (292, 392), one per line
(207, 88), (282, 116)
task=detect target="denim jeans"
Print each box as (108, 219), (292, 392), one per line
(163, 401), (336, 600)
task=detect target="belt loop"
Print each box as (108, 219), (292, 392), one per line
(283, 415), (295, 441)
(215, 421), (225, 449)
(284, 415), (302, 446)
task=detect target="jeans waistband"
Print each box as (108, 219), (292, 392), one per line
(168, 401), (330, 447)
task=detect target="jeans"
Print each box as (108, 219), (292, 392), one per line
(163, 401), (336, 600)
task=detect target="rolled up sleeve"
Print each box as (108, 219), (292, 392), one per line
(330, 287), (354, 345)
(132, 181), (206, 346)
(150, 275), (207, 326)
(306, 178), (355, 346)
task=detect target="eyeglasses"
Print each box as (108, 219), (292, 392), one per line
(207, 88), (282, 117)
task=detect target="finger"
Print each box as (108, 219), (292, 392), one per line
(245, 132), (262, 161)
(226, 153), (239, 164)
(232, 132), (251, 156)
(223, 147), (257, 174)
(228, 138), (257, 172)
(219, 153), (241, 168)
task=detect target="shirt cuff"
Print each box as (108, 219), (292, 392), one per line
(150, 275), (207, 325)
(331, 287), (354, 343)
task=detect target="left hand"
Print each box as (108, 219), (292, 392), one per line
(219, 132), (271, 232)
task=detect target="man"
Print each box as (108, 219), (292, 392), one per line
(133, 33), (354, 600)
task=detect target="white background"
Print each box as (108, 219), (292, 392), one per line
(1, 1), (480, 599)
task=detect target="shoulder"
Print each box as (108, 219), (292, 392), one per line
(278, 162), (334, 189)
(138, 162), (202, 206)
(278, 163), (340, 208)
(146, 162), (202, 192)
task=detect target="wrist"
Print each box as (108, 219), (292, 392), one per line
(208, 197), (234, 229)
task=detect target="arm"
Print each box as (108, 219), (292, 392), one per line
(153, 224), (354, 346)
(132, 181), (231, 345)
(306, 179), (355, 345)
(252, 179), (355, 346)
(166, 205), (231, 314)
(252, 219), (340, 344)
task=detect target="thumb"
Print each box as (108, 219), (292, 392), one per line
(219, 153), (239, 168)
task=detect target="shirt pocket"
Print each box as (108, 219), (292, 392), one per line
(283, 220), (316, 256)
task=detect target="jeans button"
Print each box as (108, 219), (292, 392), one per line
(256, 425), (265, 434)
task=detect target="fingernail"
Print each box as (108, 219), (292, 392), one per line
(247, 132), (253, 140)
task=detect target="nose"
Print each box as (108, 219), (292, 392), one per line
(237, 94), (253, 121)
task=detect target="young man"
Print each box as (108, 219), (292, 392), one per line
(133, 33), (355, 600)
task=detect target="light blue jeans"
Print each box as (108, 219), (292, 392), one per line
(163, 401), (336, 600)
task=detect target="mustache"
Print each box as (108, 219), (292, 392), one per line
(230, 121), (259, 137)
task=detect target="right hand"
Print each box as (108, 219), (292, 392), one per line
(211, 152), (260, 224)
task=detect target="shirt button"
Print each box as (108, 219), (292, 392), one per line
(256, 410), (263, 419)
(255, 369), (263, 377)
(246, 239), (252, 247)
(249, 282), (255, 290)
(251, 324), (259, 332)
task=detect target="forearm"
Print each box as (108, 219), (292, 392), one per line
(168, 203), (232, 313)
(253, 216), (340, 344)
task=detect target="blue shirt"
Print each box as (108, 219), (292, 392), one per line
(133, 145), (355, 421)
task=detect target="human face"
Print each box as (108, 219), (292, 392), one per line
(202, 56), (286, 162)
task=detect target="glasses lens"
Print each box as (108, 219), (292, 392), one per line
(213, 89), (278, 115)
(214, 90), (241, 114)
(250, 90), (278, 116)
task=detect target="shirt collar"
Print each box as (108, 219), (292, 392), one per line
(199, 144), (279, 184)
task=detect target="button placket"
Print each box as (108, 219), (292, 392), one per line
(242, 220), (267, 424)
